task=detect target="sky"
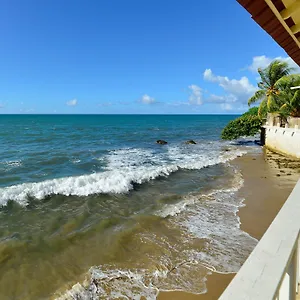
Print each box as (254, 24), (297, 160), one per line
(0, 0), (299, 114)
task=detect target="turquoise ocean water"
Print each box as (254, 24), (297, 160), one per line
(0, 115), (258, 299)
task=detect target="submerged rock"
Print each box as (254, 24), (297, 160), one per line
(185, 140), (197, 145)
(156, 140), (167, 145)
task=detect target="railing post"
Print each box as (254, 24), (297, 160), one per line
(279, 272), (290, 299)
(278, 248), (297, 300)
(297, 237), (300, 294)
(287, 248), (297, 300)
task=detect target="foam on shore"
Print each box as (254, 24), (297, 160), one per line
(55, 166), (257, 300)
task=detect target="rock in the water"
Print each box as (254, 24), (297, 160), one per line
(185, 140), (197, 145)
(156, 140), (168, 145)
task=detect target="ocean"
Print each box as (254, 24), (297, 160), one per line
(0, 114), (257, 299)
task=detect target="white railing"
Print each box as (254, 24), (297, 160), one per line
(220, 180), (300, 300)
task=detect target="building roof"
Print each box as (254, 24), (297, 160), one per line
(237, 0), (300, 66)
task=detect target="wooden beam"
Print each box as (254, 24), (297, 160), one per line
(280, 1), (300, 20)
(291, 23), (300, 34)
(265, 0), (300, 48)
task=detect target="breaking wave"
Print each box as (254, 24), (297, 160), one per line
(0, 144), (246, 206)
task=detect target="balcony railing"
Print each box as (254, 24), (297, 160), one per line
(220, 180), (300, 300)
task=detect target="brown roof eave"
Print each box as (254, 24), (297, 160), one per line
(237, 0), (300, 66)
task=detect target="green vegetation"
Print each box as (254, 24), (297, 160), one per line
(221, 60), (300, 140)
(221, 108), (262, 140)
(248, 60), (294, 116)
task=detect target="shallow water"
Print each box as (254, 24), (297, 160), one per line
(0, 115), (258, 299)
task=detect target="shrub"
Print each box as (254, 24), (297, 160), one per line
(221, 109), (262, 140)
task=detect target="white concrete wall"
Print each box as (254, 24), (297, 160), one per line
(265, 125), (300, 159)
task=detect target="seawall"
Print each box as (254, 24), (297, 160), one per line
(264, 125), (300, 159)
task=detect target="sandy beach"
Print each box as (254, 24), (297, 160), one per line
(158, 148), (300, 300)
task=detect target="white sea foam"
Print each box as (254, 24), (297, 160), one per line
(56, 261), (208, 300)
(0, 144), (246, 206)
(0, 160), (23, 170)
(156, 167), (257, 274)
(70, 159), (81, 164)
(177, 170), (257, 273)
(55, 166), (258, 300)
(57, 268), (160, 300)
(156, 166), (244, 218)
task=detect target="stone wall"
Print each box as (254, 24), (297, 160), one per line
(287, 116), (300, 128)
(266, 113), (300, 129)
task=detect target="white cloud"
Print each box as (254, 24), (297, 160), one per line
(202, 68), (258, 111)
(220, 103), (233, 111)
(203, 69), (257, 97)
(188, 84), (203, 105)
(66, 99), (78, 106)
(0, 103), (4, 108)
(203, 69), (214, 81)
(207, 94), (238, 103)
(207, 94), (245, 111)
(141, 94), (156, 104)
(248, 55), (300, 73)
(167, 101), (191, 106)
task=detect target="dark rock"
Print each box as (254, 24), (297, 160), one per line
(276, 174), (281, 176)
(156, 140), (168, 145)
(254, 140), (262, 145)
(185, 140), (197, 145)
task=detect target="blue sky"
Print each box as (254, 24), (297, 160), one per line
(0, 0), (298, 114)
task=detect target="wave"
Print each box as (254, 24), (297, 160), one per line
(170, 168), (257, 273)
(55, 167), (257, 300)
(56, 268), (161, 300)
(0, 144), (246, 206)
(0, 160), (23, 170)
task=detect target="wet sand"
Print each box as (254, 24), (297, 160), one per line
(158, 148), (300, 300)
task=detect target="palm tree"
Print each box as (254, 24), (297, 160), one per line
(248, 60), (295, 116)
(277, 75), (300, 117)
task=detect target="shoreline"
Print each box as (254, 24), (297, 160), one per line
(158, 148), (299, 300)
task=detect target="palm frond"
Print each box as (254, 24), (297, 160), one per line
(291, 89), (300, 108)
(275, 74), (300, 90)
(258, 99), (267, 117)
(268, 60), (293, 86)
(279, 103), (288, 111)
(257, 68), (270, 87)
(248, 89), (266, 106)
